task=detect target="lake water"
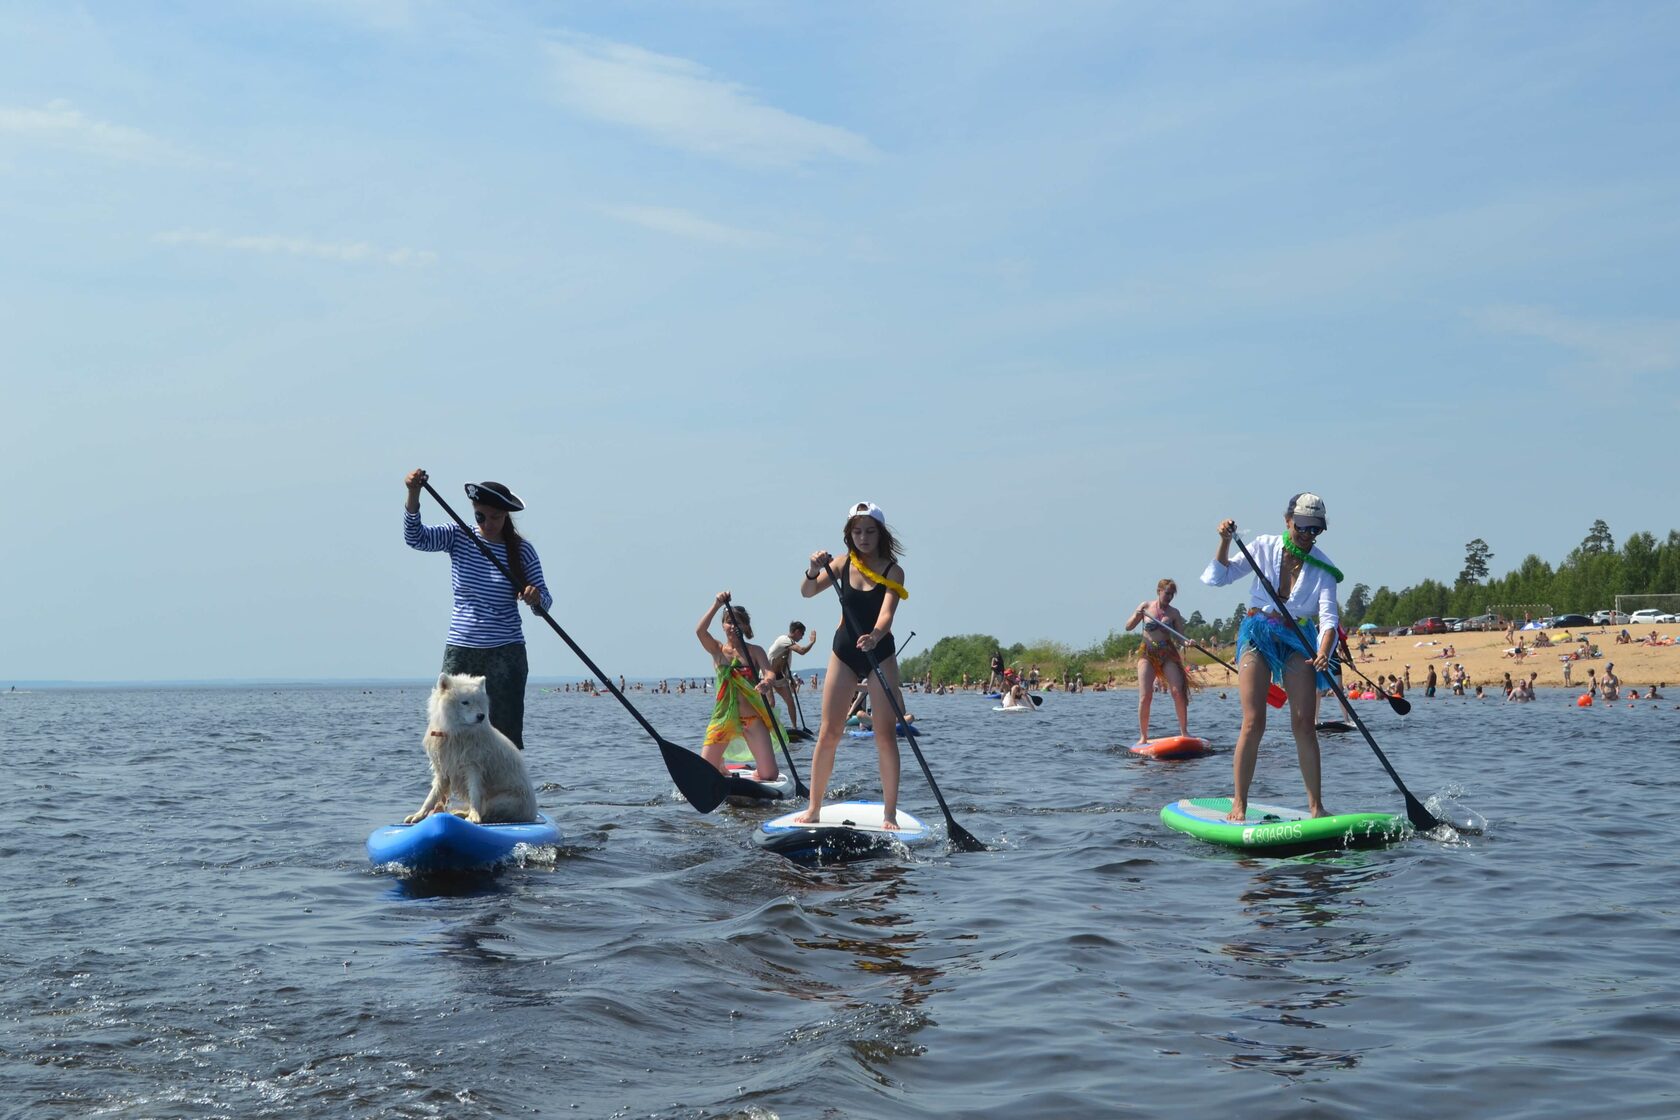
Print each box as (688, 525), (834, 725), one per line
(6, 682), (1678, 1118)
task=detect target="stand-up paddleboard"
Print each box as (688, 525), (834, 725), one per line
(982, 691), (1002, 699)
(1315, 720), (1356, 734)
(755, 802), (930, 864)
(1129, 735), (1212, 759)
(1161, 798), (1406, 856)
(367, 812), (561, 873)
(847, 724), (920, 738)
(993, 704), (1037, 713)
(725, 765), (795, 804)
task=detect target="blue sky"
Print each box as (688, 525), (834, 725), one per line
(4, 1), (1677, 682)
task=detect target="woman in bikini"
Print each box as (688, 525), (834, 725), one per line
(794, 501), (907, 829)
(1201, 493), (1342, 822)
(695, 592), (780, 782)
(1125, 579), (1190, 743)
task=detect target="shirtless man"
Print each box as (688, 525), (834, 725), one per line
(1125, 579), (1190, 743)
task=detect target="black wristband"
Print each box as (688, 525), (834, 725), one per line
(806, 568), (821, 580)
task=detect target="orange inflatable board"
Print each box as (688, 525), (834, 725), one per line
(1130, 735), (1214, 759)
(1577, 694), (1593, 707)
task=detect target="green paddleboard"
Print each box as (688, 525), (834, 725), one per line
(1161, 798), (1408, 855)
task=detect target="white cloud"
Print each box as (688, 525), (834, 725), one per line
(1473, 305), (1680, 375)
(0, 99), (159, 159)
(546, 34), (876, 168)
(154, 229), (437, 267)
(599, 204), (785, 248)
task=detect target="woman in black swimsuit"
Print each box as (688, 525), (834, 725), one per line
(793, 501), (908, 829)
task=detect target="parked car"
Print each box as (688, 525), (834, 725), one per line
(1412, 617), (1450, 635)
(1551, 613), (1593, 628)
(1442, 617), (1461, 631)
(1590, 610), (1630, 625)
(1629, 609), (1667, 625)
(1455, 612), (1499, 631)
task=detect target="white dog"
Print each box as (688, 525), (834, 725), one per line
(405, 673), (539, 825)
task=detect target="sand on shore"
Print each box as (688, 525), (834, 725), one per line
(1349, 625), (1680, 692)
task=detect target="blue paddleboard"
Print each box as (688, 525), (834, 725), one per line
(367, 812), (561, 873)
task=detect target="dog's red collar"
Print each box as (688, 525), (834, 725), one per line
(428, 730), (448, 737)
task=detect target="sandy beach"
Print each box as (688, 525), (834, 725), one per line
(1349, 625), (1680, 691)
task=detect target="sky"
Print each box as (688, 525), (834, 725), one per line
(4, 1), (1678, 682)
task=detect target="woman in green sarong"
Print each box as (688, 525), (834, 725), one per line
(695, 591), (781, 781)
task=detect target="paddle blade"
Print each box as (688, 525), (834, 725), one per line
(1031, 694), (1043, 706)
(1387, 694), (1413, 716)
(1265, 684), (1287, 708)
(658, 737), (727, 813)
(946, 821), (990, 853)
(1402, 791), (1446, 833)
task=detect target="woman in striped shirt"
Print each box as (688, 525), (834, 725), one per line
(404, 468), (553, 749)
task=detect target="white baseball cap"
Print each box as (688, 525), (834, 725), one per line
(846, 501), (886, 525)
(1286, 492), (1327, 529)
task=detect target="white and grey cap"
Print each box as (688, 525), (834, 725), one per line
(1286, 492), (1327, 529)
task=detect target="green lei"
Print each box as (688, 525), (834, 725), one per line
(1281, 536), (1344, 583)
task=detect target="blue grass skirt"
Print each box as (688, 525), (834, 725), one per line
(1237, 614), (1335, 690)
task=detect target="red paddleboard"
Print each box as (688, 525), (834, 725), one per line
(1129, 735), (1213, 759)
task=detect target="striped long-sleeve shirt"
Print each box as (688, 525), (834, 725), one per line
(404, 510), (554, 648)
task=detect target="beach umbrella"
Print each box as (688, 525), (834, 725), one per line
(1358, 623), (1379, 631)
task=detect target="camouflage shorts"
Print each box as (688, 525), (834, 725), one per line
(440, 642), (529, 749)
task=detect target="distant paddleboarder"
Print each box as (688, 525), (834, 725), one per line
(1125, 579), (1191, 744)
(1202, 493), (1342, 822)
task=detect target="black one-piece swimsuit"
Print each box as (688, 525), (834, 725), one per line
(832, 557), (897, 677)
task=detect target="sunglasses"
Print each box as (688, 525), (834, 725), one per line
(1295, 524), (1324, 536)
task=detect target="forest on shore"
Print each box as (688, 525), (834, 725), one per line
(900, 520), (1680, 687)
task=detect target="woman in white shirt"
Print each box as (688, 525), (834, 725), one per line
(1201, 493), (1342, 822)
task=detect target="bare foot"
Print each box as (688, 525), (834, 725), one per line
(1135, 736), (1151, 746)
(881, 813), (900, 831)
(792, 808), (821, 824)
(750, 771), (779, 783)
(1226, 801), (1247, 822)
(1308, 804), (1332, 819)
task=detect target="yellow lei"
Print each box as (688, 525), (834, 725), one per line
(849, 550), (908, 599)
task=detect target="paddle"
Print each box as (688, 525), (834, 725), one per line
(719, 596), (810, 799)
(1150, 617), (1286, 708)
(1346, 661), (1412, 716)
(821, 556), (987, 853)
(1229, 529), (1446, 833)
(420, 480), (728, 813)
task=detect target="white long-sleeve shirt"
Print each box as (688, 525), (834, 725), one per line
(1201, 534), (1341, 640)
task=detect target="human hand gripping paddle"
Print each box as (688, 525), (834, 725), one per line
(421, 481), (728, 813)
(1229, 528), (1446, 833)
(822, 562), (988, 853)
(1149, 617), (1286, 709)
(719, 596), (809, 799)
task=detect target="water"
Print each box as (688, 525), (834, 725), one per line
(6, 683), (1678, 1119)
